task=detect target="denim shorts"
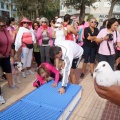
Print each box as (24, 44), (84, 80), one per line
(83, 46), (96, 63)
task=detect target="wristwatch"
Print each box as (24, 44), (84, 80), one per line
(62, 86), (66, 89)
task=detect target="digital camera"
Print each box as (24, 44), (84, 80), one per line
(107, 33), (113, 41)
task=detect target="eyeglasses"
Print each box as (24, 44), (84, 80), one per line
(0, 25), (5, 27)
(23, 22), (29, 24)
(42, 21), (46, 23)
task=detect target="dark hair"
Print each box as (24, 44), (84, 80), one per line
(64, 14), (71, 22)
(102, 19), (108, 27)
(107, 18), (118, 29)
(118, 19), (120, 25)
(6, 17), (15, 26)
(80, 21), (85, 25)
(32, 21), (40, 29)
(49, 19), (55, 27)
(0, 16), (7, 23)
(49, 46), (61, 59)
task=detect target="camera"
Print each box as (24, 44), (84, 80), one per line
(107, 33), (113, 41)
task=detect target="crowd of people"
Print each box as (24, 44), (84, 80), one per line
(0, 14), (120, 106)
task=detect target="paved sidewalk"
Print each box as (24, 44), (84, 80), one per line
(0, 63), (120, 120)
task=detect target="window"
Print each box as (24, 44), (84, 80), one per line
(1, 2), (4, 9)
(6, 4), (9, 10)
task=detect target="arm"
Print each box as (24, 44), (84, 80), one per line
(47, 63), (59, 85)
(94, 79), (120, 106)
(58, 54), (73, 94)
(37, 27), (43, 40)
(67, 25), (77, 35)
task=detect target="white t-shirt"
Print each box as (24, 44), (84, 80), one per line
(55, 40), (83, 87)
(54, 28), (67, 45)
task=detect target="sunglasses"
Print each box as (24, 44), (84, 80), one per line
(0, 25), (5, 27)
(23, 22), (29, 24)
(42, 21), (46, 23)
(91, 21), (96, 23)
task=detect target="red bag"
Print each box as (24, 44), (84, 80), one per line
(42, 25), (47, 30)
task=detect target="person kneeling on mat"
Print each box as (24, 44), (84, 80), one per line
(33, 62), (62, 88)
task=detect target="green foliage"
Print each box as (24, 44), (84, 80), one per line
(12, 0), (60, 20)
(86, 14), (94, 21)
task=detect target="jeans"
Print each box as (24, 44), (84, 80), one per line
(40, 46), (50, 63)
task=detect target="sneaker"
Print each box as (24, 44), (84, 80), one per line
(80, 73), (85, 79)
(0, 95), (5, 104)
(26, 70), (34, 75)
(10, 85), (19, 90)
(21, 72), (26, 78)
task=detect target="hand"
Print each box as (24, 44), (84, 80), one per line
(0, 54), (4, 58)
(51, 83), (57, 87)
(103, 35), (109, 40)
(58, 87), (66, 95)
(94, 79), (120, 106)
(87, 33), (92, 40)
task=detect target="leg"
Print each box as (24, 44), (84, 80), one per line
(21, 47), (29, 71)
(26, 48), (33, 70)
(40, 46), (45, 63)
(80, 46), (90, 77)
(70, 68), (77, 84)
(33, 51), (41, 67)
(90, 48), (96, 74)
(12, 74), (15, 85)
(107, 55), (115, 70)
(1, 57), (13, 87)
(45, 46), (50, 63)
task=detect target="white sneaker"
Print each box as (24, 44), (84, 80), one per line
(21, 72), (26, 78)
(0, 95), (5, 104)
(26, 70), (34, 75)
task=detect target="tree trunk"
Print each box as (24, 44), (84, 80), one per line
(108, 0), (116, 19)
(79, 2), (85, 23)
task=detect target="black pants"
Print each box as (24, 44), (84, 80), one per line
(98, 53), (115, 70)
(33, 52), (41, 67)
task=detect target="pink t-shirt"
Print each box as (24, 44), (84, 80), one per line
(0, 28), (12, 56)
(97, 28), (120, 55)
(22, 32), (33, 47)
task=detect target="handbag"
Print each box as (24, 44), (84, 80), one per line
(42, 39), (49, 44)
(23, 42), (33, 49)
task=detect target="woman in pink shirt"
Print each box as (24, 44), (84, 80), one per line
(33, 62), (62, 87)
(0, 16), (17, 89)
(95, 18), (120, 70)
(15, 18), (36, 78)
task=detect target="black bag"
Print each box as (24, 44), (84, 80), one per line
(23, 42), (33, 49)
(42, 39), (49, 45)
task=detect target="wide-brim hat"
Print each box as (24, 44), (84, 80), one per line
(20, 17), (32, 26)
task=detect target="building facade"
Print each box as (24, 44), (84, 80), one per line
(60, 0), (120, 25)
(0, 0), (17, 18)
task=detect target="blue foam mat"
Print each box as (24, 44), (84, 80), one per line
(0, 81), (82, 120)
